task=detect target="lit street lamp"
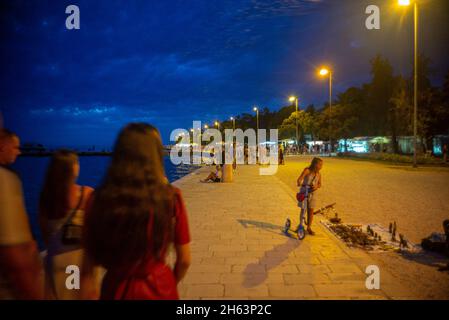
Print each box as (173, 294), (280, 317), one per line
(319, 67), (333, 153)
(289, 96), (299, 153)
(253, 106), (259, 161)
(214, 121), (220, 129)
(230, 116), (236, 131)
(253, 107), (259, 133)
(398, 0), (419, 168)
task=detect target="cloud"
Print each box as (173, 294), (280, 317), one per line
(30, 106), (118, 117)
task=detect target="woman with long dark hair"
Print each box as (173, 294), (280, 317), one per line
(39, 150), (95, 299)
(296, 157), (323, 235)
(83, 123), (191, 300)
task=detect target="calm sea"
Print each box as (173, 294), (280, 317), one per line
(11, 156), (198, 250)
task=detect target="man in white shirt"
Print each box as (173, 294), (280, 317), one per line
(0, 129), (43, 299)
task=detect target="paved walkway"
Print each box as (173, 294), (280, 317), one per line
(172, 164), (416, 300)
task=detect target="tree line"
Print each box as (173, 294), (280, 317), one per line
(218, 54), (449, 154)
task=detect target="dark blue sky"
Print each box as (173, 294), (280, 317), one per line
(1, 0), (448, 147)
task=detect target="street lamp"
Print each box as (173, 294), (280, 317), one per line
(319, 67), (333, 153)
(215, 121), (220, 129)
(253, 106), (260, 163)
(230, 116), (236, 131)
(253, 107), (259, 133)
(289, 96), (299, 152)
(398, 0), (418, 168)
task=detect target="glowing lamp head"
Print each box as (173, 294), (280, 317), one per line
(398, 0), (411, 6)
(289, 96), (296, 102)
(204, 124), (208, 129)
(215, 121), (219, 126)
(253, 107), (258, 112)
(230, 117), (234, 120)
(319, 68), (330, 76)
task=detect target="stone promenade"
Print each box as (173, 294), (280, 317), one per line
(173, 164), (416, 299)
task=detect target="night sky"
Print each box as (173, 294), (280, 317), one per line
(1, 0), (448, 148)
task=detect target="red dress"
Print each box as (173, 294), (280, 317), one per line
(99, 188), (190, 300)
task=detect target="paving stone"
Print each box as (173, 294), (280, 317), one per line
(268, 284), (316, 298)
(297, 264), (331, 274)
(185, 284), (225, 299)
(231, 264), (267, 274)
(314, 283), (385, 298)
(224, 285), (269, 298)
(181, 273), (221, 285)
(284, 273), (331, 285)
(189, 264), (231, 273)
(328, 263), (363, 274)
(220, 273), (284, 285)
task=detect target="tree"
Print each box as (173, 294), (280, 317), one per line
(365, 55), (397, 149)
(336, 87), (365, 136)
(316, 104), (358, 151)
(278, 110), (314, 142)
(410, 56), (449, 153)
(390, 76), (412, 137)
(332, 104), (359, 152)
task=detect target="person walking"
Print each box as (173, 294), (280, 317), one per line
(83, 123), (191, 300)
(39, 150), (97, 299)
(0, 129), (44, 299)
(278, 145), (284, 165)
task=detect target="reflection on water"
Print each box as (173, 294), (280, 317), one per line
(11, 156), (199, 250)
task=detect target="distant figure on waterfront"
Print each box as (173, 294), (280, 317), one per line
(296, 157), (323, 236)
(39, 150), (96, 299)
(201, 163), (222, 183)
(278, 145), (284, 165)
(0, 128), (44, 299)
(83, 123), (191, 300)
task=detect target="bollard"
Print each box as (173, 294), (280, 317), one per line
(222, 164), (233, 182)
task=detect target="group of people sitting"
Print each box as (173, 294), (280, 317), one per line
(0, 124), (191, 300)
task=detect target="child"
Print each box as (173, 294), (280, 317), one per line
(296, 157), (323, 235)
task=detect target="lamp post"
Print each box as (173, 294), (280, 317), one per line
(253, 106), (259, 161)
(398, 0), (418, 168)
(319, 67), (333, 153)
(214, 121), (220, 130)
(230, 116), (236, 131)
(289, 96), (299, 153)
(253, 106), (259, 132)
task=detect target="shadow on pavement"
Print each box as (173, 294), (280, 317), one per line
(237, 219), (303, 288)
(237, 219), (283, 235)
(399, 250), (449, 273)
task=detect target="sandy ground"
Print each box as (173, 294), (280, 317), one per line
(276, 155), (449, 299)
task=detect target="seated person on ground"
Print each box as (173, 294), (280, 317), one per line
(201, 164), (222, 183)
